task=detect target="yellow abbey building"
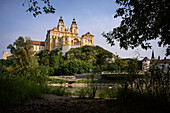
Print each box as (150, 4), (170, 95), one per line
(2, 16), (94, 59)
(45, 16), (94, 55)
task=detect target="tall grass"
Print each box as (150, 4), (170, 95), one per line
(0, 78), (46, 110)
(46, 86), (71, 96)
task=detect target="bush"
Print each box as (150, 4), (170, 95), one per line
(47, 86), (71, 96)
(98, 92), (107, 99)
(0, 78), (45, 110)
(58, 59), (94, 75)
(77, 88), (88, 98)
(76, 87), (97, 99)
(116, 88), (169, 103)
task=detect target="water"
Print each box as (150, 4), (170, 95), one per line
(51, 82), (122, 99)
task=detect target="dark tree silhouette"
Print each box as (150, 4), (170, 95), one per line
(22, 0), (55, 17)
(103, 0), (170, 56)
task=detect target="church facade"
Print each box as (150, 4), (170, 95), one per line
(2, 16), (94, 59)
(44, 16), (94, 55)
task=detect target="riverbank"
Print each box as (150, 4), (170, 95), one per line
(48, 83), (122, 87)
(6, 94), (169, 113)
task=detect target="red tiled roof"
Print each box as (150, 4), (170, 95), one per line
(143, 57), (150, 61)
(7, 55), (13, 58)
(32, 41), (45, 46)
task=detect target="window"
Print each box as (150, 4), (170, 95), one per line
(61, 27), (63, 31)
(65, 37), (67, 41)
(74, 29), (76, 33)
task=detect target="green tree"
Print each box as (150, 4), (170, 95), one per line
(59, 59), (93, 75)
(37, 50), (50, 66)
(7, 37), (34, 68)
(7, 36), (39, 79)
(103, 0), (170, 56)
(22, 0), (55, 17)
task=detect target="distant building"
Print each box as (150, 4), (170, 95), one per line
(142, 50), (170, 72)
(32, 41), (45, 54)
(142, 57), (151, 72)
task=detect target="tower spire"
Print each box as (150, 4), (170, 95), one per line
(151, 49), (155, 60)
(59, 14), (63, 22)
(72, 16), (76, 24)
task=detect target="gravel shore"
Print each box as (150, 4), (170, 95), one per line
(4, 94), (170, 113)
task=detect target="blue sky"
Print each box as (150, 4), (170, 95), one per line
(0, 0), (169, 59)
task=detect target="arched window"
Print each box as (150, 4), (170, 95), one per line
(61, 27), (63, 31)
(74, 29), (76, 33)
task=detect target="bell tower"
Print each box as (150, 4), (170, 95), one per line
(57, 15), (65, 31)
(2, 51), (8, 59)
(70, 17), (78, 34)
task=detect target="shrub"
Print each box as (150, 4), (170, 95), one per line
(98, 92), (107, 99)
(116, 88), (169, 103)
(0, 78), (45, 110)
(47, 86), (71, 96)
(77, 88), (87, 98)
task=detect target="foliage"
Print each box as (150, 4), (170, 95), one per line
(6, 37), (41, 80)
(75, 79), (98, 83)
(47, 86), (71, 96)
(76, 87), (97, 99)
(22, 0), (55, 17)
(77, 88), (87, 98)
(98, 92), (107, 99)
(0, 37), (49, 110)
(66, 45), (115, 72)
(118, 62), (169, 103)
(116, 88), (168, 103)
(48, 77), (68, 84)
(0, 78), (45, 110)
(36, 48), (64, 76)
(103, 0), (170, 56)
(66, 45), (114, 63)
(35, 45), (116, 75)
(58, 59), (94, 75)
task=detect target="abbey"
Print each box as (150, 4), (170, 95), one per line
(44, 16), (94, 55)
(2, 16), (94, 59)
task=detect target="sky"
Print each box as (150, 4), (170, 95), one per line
(0, 0), (169, 60)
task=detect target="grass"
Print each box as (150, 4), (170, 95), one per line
(46, 86), (71, 96)
(75, 79), (99, 83)
(116, 88), (169, 104)
(48, 77), (68, 84)
(0, 78), (45, 111)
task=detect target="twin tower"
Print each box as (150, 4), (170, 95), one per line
(2, 16), (94, 59)
(45, 16), (94, 55)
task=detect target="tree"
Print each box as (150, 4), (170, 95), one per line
(103, 0), (170, 56)
(7, 36), (34, 68)
(58, 59), (93, 75)
(7, 37), (39, 79)
(22, 0), (55, 17)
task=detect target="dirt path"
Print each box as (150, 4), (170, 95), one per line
(5, 94), (170, 113)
